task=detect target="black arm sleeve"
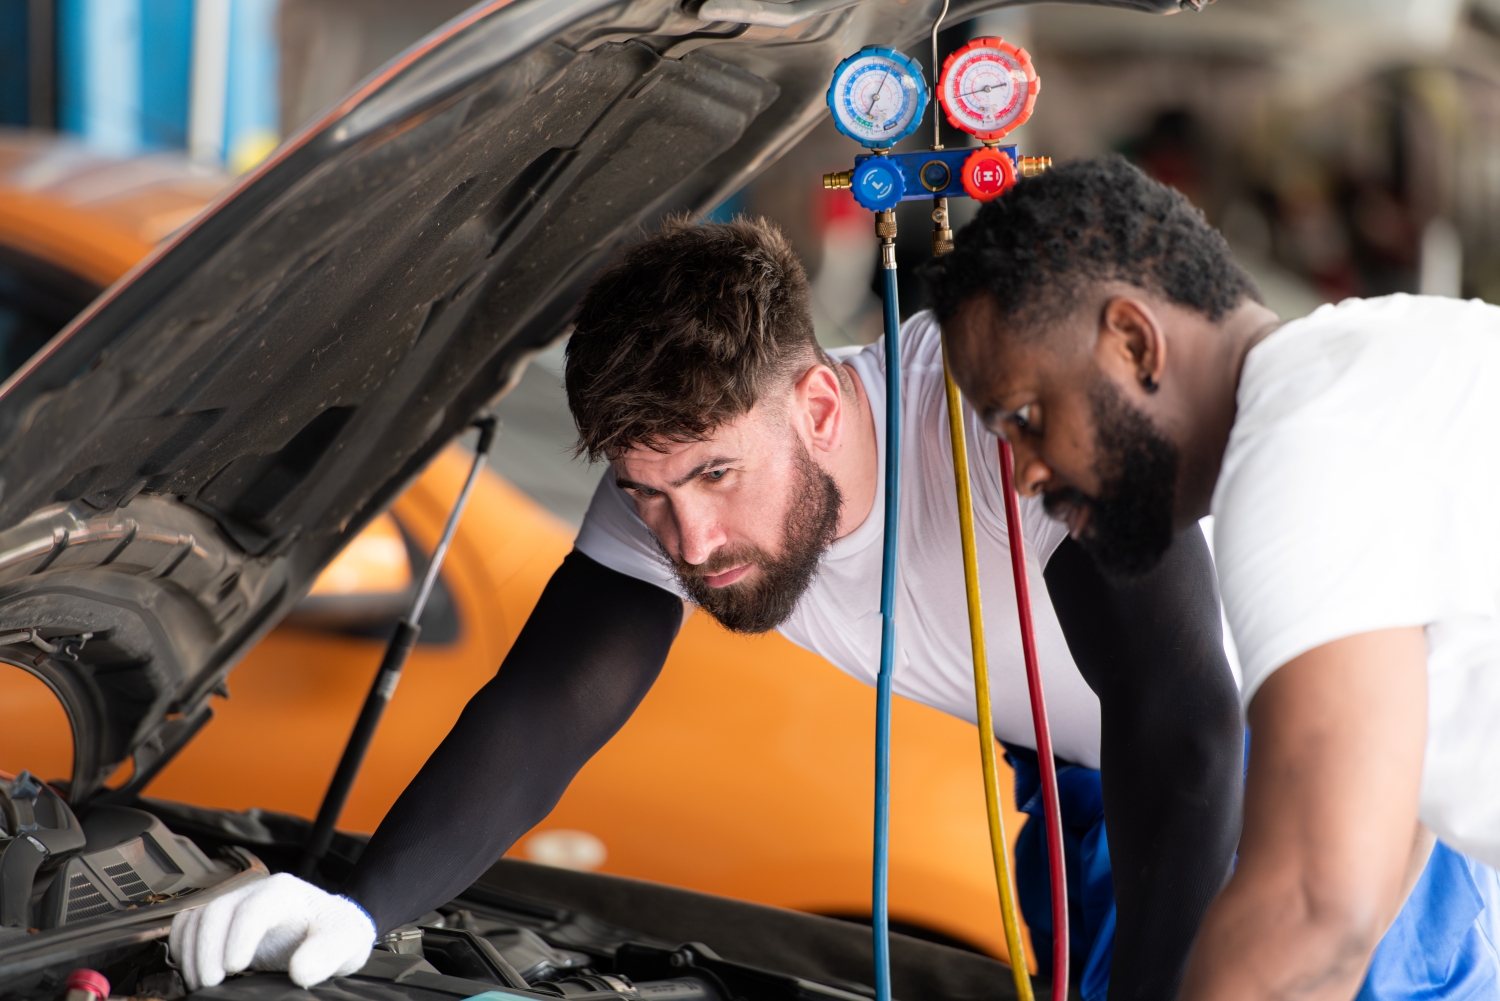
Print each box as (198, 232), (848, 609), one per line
(341, 550), (683, 933)
(1043, 529), (1243, 1001)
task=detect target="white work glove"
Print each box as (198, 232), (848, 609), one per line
(170, 873), (376, 990)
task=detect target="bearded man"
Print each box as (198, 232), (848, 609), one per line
(171, 217), (1244, 1001)
(935, 156), (1500, 1001)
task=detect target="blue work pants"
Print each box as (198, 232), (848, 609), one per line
(1003, 747), (1500, 1001)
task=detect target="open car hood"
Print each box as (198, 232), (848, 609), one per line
(0, 0), (1183, 803)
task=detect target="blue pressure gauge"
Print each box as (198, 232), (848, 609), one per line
(826, 46), (929, 149)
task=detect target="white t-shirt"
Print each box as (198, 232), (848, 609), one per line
(575, 311), (1104, 767)
(1214, 293), (1500, 866)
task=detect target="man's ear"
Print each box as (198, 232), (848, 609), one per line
(795, 360), (844, 452)
(1096, 296), (1167, 394)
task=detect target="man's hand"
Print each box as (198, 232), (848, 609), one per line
(1178, 627), (1428, 1001)
(170, 873), (376, 990)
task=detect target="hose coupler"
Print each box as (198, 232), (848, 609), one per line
(824, 170), (854, 190)
(877, 209), (897, 269)
(1019, 156), (1052, 178)
(932, 198), (953, 257)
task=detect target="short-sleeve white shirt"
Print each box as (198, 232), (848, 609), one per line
(575, 311), (1103, 767)
(1214, 293), (1500, 866)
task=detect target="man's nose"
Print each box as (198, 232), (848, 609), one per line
(1008, 440), (1051, 497)
(675, 502), (727, 567)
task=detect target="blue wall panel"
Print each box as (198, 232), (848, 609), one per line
(0, 0), (27, 126)
(82, 0), (141, 155)
(47, 0), (276, 163)
(223, 0), (279, 170)
(140, 0), (193, 149)
(56, 0), (85, 136)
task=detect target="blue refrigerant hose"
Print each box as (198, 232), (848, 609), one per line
(873, 253), (901, 1001)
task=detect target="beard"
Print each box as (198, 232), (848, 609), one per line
(1042, 374), (1179, 579)
(663, 440), (843, 634)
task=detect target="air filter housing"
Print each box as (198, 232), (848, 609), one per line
(38, 806), (234, 927)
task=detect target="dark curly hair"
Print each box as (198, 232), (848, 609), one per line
(566, 216), (824, 462)
(931, 156), (1260, 337)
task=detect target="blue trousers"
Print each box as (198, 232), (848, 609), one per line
(1003, 748), (1500, 1001)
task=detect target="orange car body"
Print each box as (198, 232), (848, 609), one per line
(0, 131), (1036, 969)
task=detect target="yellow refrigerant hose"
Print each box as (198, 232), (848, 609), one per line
(942, 347), (1036, 1001)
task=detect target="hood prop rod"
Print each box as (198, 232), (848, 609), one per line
(299, 415), (499, 880)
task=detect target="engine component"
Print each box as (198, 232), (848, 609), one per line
(419, 926), (528, 988)
(0, 789), (239, 934)
(0, 773), (86, 927)
(483, 926), (591, 983)
(632, 978), (720, 1001)
(533, 974), (721, 1001)
(36, 806), (236, 928)
(61, 968), (108, 1001)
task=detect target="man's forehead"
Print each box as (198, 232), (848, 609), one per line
(614, 435), (722, 472)
(946, 303), (1035, 397)
(946, 295), (1096, 397)
(611, 418), (756, 481)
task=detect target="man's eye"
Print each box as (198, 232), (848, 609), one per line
(1011, 404), (1040, 434)
(637, 486), (660, 497)
(706, 469), (727, 481)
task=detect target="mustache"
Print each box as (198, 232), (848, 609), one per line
(669, 545), (765, 580)
(1042, 486), (1094, 519)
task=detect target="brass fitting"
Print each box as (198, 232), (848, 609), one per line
(877, 209), (897, 269)
(932, 198), (953, 257)
(823, 170), (854, 190)
(1019, 156), (1052, 178)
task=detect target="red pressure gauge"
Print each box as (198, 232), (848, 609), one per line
(938, 37), (1039, 142)
(960, 147), (1017, 201)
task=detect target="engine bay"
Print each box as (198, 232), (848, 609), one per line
(0, 782), (1022, 1001)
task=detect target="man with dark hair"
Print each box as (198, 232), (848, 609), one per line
(565, 219), (845, 634)
(173, 215), (1246, 1001)
(936, 155), (1500, 1000)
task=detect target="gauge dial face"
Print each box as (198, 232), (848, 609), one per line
(938, 37), (1038, 141)
(827, 46), (929, 149)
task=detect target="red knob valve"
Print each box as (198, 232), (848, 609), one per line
(960, 148), (1017, 202)
(65, 970), (109, 1001)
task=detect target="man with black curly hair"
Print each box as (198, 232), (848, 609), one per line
(936, 155), (1500, 1001)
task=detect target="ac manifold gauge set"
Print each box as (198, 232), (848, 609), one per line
(817, 21), (1069, 1001)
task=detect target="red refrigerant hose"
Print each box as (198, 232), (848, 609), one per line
(996, 438), (1069, 1001)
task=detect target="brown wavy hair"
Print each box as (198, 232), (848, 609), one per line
(565, 215), (824, 462)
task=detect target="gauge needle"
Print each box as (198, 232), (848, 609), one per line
(867, 69), (891, 115)
(957, 83), (999, 98)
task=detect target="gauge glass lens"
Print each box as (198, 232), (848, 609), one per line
(830, 51), (926, 148)
(939, 39), (1037, 139)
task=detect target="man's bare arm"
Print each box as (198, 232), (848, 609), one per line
(1178, 627), (1428, 1001)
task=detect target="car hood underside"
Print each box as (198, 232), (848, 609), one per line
(0, 0), (1181, 800)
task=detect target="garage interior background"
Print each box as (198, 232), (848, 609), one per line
(4, 0), (1498, 521)
(0, 0), (1497, 961)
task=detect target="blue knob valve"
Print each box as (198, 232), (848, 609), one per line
(851, 158), (906, 212)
